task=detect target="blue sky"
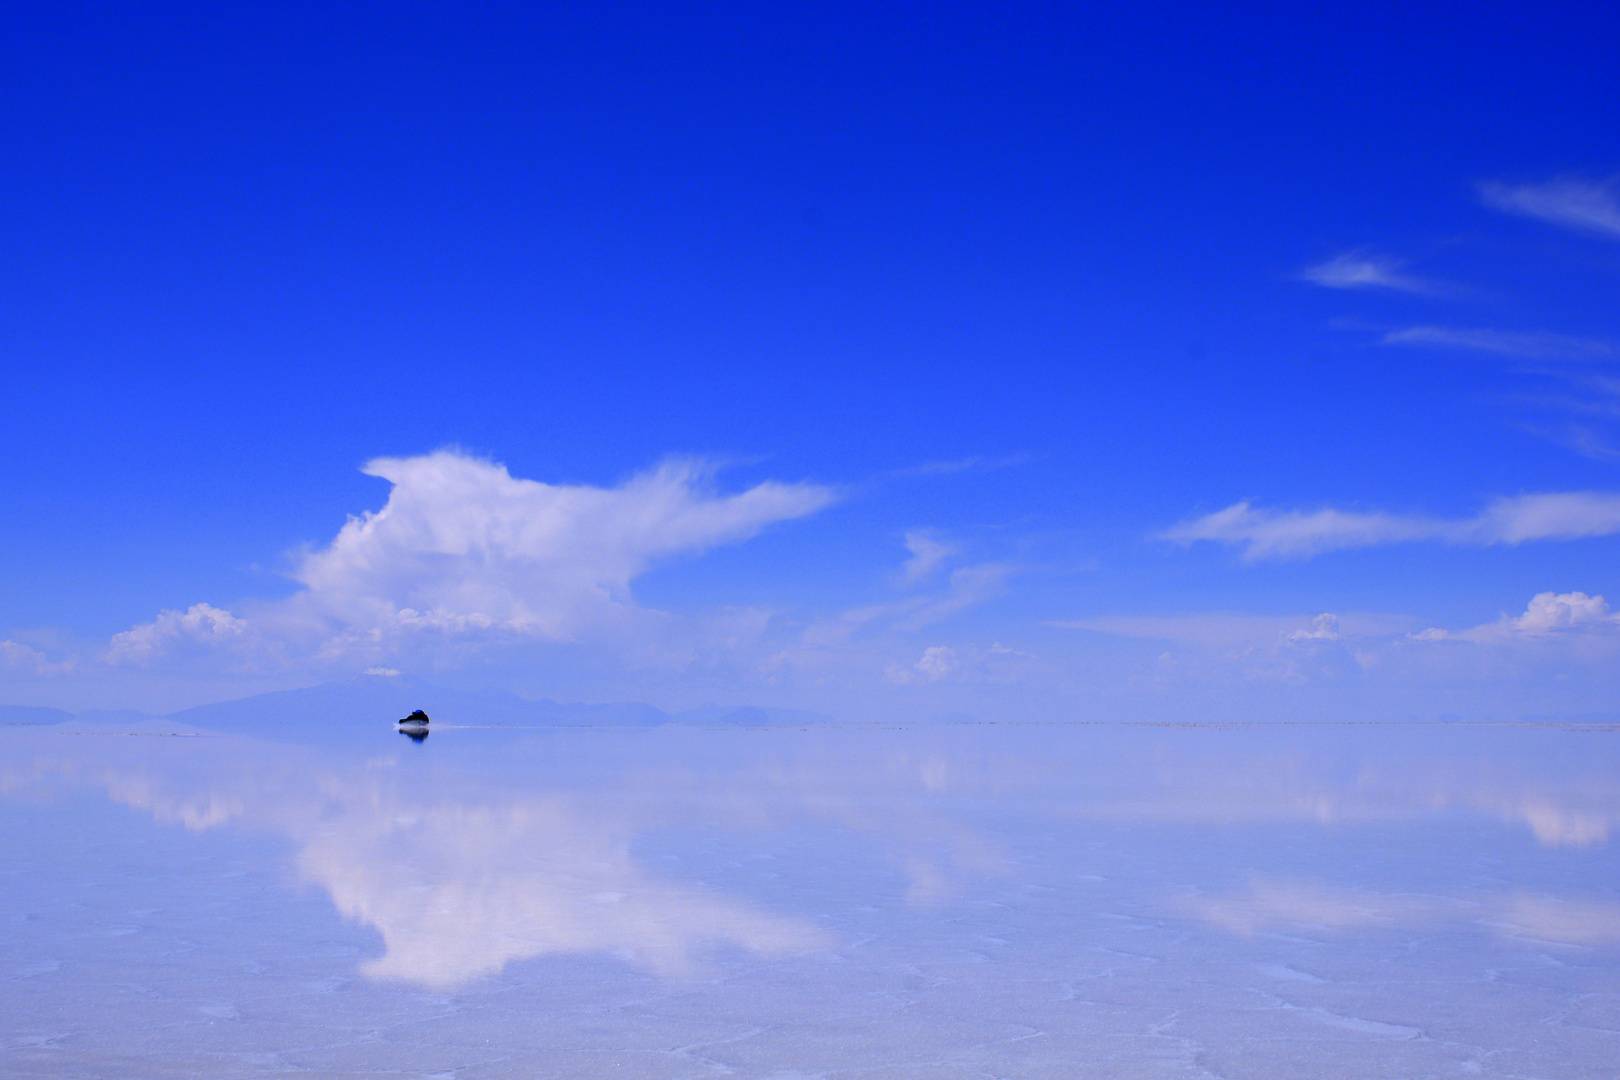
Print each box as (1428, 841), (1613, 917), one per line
(3, 3), (1619, 718)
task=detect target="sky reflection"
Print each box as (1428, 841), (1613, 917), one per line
(3, 720), (1619, 1078)
(4, 721), (1616, 988)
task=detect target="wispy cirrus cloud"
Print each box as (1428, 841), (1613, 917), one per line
(1302, 252), (1450, 296)
(1375, 327), (1620, 459)
(1161, 492), (1620, 561)
(1481, 176), (1620, 239)
(883, 454), (1033, 480)
(804, 558), (1014, 648)
(895, 563), (1012, 630)
(898, 531), (957, 584)
(1060, 589), (1620, 693)
(1527, 370), (1620, 460)
(1381, 325), (1617, 362)
(1053, 611), (1410, 648)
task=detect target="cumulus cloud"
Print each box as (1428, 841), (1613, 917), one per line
(0, 639), (76, 676)
(1161, 492), (1620, 561)
(1481, 176), (1620, 239)
(885, 645), (961, 685)
(110, 451), (836, 665)
(1286, 613), (1341, 642)
(1382, 325), (1617, 362)
(1302, 252), (1446, 295)
(1513, 591), (1616, 633)
(880, 641), (1035, 687)
(105, 603), (246, 664)
(1414, 591), (1620, 644)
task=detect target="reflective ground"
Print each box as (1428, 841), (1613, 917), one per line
(2, 717), (1617, 1077)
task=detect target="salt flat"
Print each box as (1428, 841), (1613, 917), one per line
(2, 718), (1617, 1077)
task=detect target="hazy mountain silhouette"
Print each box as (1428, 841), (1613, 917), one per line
(0, 704), (73, 725)
(672, 704), (836, 726)
(4, 677), (835, 740)
(161, 674), (669, 738)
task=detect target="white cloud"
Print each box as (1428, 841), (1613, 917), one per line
(915, 645), (960, 681)
(1477, 493), (1620, 543)
(881, 641), (1037, 687)
(1160, 502), (1430, 560)
(1065, 592), (1620, 691)
(1513, 590), (1615, 633)
(1161, 492), (1620, 561)
(0, 639), (76, 676)
(1513, 370), (1620, 461)
(886, 645), (962, 685)
(105, 603), (246, 664)
(802, 555), (1012, 649)
(1055, 612), (1409, 648)
(1481, 176), (1620, 239)
(1382, 325), (1616, 362)
(899, 531), (956, 583)
(884, 454), (1032, 479)
(895, 563), (1011, 630)
(1062, 610), (1401, 685)
(1302, 252), (1444, 295)
(1415, 591), (1620, 643)
(110, 451), (836, 665)
(1287, 613), (1341, 642)
(295, 452), (834, 640)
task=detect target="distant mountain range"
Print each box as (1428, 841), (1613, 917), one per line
(0, 704), (155, 725)
(0, 675), (834, 736)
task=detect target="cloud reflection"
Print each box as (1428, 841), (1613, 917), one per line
(42, 737), (832, 988)
(303, 796), (827, 986)
(4, 720), (1617, 989)
(1179, 877), (1620, 948)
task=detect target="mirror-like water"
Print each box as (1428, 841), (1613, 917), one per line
(3, 719), (1617, 1077)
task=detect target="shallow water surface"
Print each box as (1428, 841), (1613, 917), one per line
(2, 718), (1617, 1077)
